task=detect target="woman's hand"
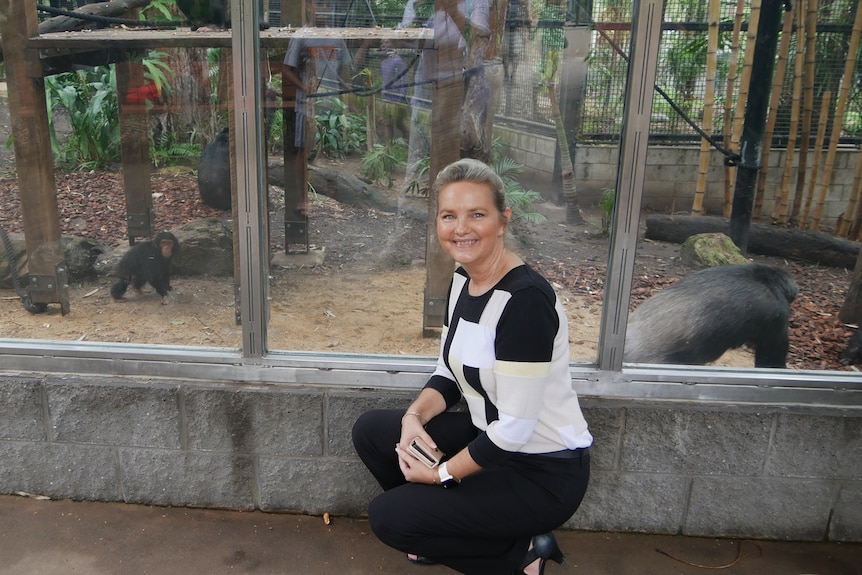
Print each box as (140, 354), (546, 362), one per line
(395, 443), (439, 484)
(399, 411), (431, 447)
(397, 410), (441, 484)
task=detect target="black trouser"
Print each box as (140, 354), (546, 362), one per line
(352, 409), (590, 575)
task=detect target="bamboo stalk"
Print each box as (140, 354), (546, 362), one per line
(692, 0), (721, 216)
(730, 0), (762, 150)
(772, 0), (806, 223)
(799, 89), (831, 227)
(791, 0), (819, 222)
(754, 3), (794, 220)
(810, 0), (862, 231)
(722, 0), (748, 217)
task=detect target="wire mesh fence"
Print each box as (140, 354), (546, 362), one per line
(38, 0), (862, 148)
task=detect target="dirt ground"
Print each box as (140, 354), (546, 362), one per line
(0, 156), (858, 371)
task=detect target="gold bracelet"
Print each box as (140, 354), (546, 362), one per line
(402, 410), (425, 426)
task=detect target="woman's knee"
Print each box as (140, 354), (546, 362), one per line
(368, 492), (413, 550)
(352, 409), (393, 450)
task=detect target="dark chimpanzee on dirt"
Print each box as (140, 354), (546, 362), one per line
(624, 263), (798, 368)
(110, 232), (179, 305)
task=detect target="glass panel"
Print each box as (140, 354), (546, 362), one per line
(264, 0), (609, 362)
(622, 0), (861, 374)
(0, 3), (242, 349)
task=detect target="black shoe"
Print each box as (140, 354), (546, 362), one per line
(407, 553), (436, 565)
(517, 532), (565, 574)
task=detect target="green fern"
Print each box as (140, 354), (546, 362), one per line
(361, 143), (404, 187)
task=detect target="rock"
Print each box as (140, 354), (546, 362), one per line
(98, 218), (234, 278)
(170, 218), (234, 277)
(61, 236), (105, 280)
(0, 232), (26, 290)
(680, 232), (750, 269)
(0, 232), (104, 289)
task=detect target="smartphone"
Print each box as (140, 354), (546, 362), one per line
(407, 437), (445, 468)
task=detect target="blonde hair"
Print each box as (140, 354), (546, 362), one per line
(433, 158), (506, 216)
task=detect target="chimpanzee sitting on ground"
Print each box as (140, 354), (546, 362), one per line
(110, 232), (179, 305)
(624, 263), (798, 368)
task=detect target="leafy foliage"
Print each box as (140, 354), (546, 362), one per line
(313, 98), (366, 158)
(494, 155), (547, 224)
(45, 66), (121, 169)
(599, 187), (615, 236)
(360, 140), (407, 187)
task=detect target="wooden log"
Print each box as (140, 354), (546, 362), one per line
(36, 0), (153, 34)
(0, 0), (153, 63)
(644, 214), (860, 269)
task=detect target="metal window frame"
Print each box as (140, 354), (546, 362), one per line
(1, 0), (860, 409)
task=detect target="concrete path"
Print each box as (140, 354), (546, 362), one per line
(1, 495), (860, 574)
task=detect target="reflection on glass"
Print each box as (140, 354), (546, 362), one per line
(0, 6), (242, 348)
(263, 1), (608, 362)
(621, 1), (860, 373)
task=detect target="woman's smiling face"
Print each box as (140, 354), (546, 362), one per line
(436, 180), (510, 268)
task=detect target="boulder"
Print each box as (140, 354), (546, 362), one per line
(170, 217), (234, 276)
(0, 232), (103, 289)
(680, 232), (750, 269)
(98, 218), (234, 278)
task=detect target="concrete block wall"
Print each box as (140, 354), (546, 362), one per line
(2, 374), (860, 542)
(496, 127), (860, 233)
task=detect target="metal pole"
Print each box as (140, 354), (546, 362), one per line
(729, 0), (786, 252)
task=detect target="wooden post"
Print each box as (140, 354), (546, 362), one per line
(422, 0), (466, 334)
(0, 0), (69, 313)
(282, 0), (309, 254)
(116, 57), (155, 244)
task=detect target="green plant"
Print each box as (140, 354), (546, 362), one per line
(150, 130), (200, 168)
(140, 50), (173, 102)
(313, 97), (366, 158)
(139, 0), (178, 21)
(404, 155), (430, 196)
(494, 155), (547, 224)
(360, 143), (405, 187)
(599, 187), (615, 236)
(45, 66), (121, 168)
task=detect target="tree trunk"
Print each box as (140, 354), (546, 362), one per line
(645, 214), (859, 269)
(547, 78), (584, 224)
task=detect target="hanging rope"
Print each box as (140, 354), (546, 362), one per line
(594, 25), (743, 166)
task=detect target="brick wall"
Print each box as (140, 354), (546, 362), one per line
(2, 374), (859, 541)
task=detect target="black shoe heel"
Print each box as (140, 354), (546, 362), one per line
(518, 532), (565, 574)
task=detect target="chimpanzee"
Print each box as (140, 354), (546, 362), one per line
(198, 127), (231, 210)
(176, 0), (269, 31)
(624, 263), (798, 368)
(840, 329), (862, 365)
(110, 232), (179, 305)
